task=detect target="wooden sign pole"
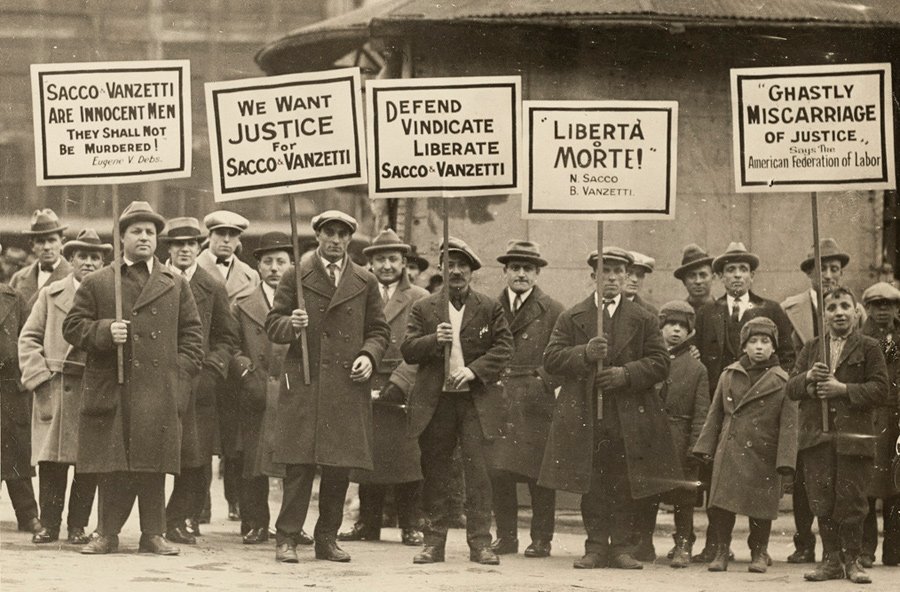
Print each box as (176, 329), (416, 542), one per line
(111, 185), (124, 385)
(596, 221), (604, 420)
(442, 198), (451, 385)
(287, 195), (311, 385)
(811, 192), (829, 433)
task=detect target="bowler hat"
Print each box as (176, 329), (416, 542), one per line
(62, 228), (112, 258)
(160, 217), (204, 242)
(407, 245), (430, 272)
(24, 208), (67, 236)
(659, 300), (695, 332)
(629, 251), (655, 274)
(587, 247), (633, 269)
(204, 210), (249, 234)
(118, 201), (165, 234)
(740, 316), (778, 348)
(311, 210), (358, 234)
(862, 282), (900, 305)
(497, 240), (548, 267)
(673, 244), (714, 280)
(800, 238), (850, 274)
(253, 231), (293, 259)
(712, 242), (760, 274)
(363, 228), (410, 257)
(441, 237), (482, 271)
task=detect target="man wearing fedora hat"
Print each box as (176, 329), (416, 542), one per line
(10, 209), (71, 305)
(488, 240), (563, 559)
(624, 251), (658, 316)
(539, 247), (676, 569)
(63, 201), (204, 556)
(339, 228), (429, 547)
(18, 229), (111, 545)
(159, 217), (240, 546)
(266, 210), (390, 564)
(402, 237), (513, 565)
(674, 244), (716, 313)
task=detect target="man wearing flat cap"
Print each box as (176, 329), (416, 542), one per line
(781, 238), (865, 564)
(63, 201), (204, 556)
(10, 209), (71, 305)
(339, 228), (429, 547)
(18, 228), (110, 545)
(539, 247), (675, 570)
(674, 244), (716, 313)
(158, 217), (239, 546)
(624, 251), (658, 316)
(402, 237), (513, 565)
(266, 210), (390, 564)
(488, 240), (563, 559)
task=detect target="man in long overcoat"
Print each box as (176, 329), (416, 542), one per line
(266, 210), (389, 564)
(9, 209), (71, 305)
(489, 240), (563, 559)
(63, 201), (203, 555)
(160, 217), (239, 545)
(539, 247), (676, 570)
(18, 229), (110, 544)
(340, 229), (429, 546)
(402, 237), (513, 565)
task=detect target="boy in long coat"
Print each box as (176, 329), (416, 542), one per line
(63, 202), (204, 555)
(266, 210), (389, 564)
(18, 229), (110, 544)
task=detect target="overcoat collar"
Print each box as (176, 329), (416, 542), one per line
(722, 360), (788, 409)
(127, 257), (177, 311)
(237, 284), (270, 329)
(830, 330), (864, 372)
(383, 273), (413, 323)
(188, 265), (218, 306)
(300, 251), (367, 311)
(48, 273), (77, 313)
(570, 293), (642, 362)
(500, 285), (547, 335)
(0, 285), (16, 325)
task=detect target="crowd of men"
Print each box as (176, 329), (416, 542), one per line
(1, 205), (898, 585)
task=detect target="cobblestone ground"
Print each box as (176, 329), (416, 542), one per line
(2, 477), (898, 591)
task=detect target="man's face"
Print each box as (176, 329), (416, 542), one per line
(624, 265), (646, 298)
(806, 259), (844, 294)
(70, 250), (103, 282)
(682, 265), (713, 300)
(444, 252), (473, 292)
(167, 239), (200, 271)
(593, 261), (627, 299)
(315, 222), (352, 263)
(721, 262), (754, 298)
(503, 261), (539, 294)
(31, 233), (63, 266)
(824, 292), (857, 336)
(209, 228), (241, 259)
(370, 250), (405, 286)
(406, 262), (421, 283)
(122, 222), (157, 261)
(744, 335), (775, 363)
(257, 250), (291, 289)
(866, 299), (900, 328)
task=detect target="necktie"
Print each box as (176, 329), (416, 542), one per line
(327, 263), (338, 286)
(730, 302), (741, 323)
(216, 256), (230, 266)
(513, 293), (523, 313)
(381, 284), (390, 303)
(602, 299), (614, 324)
(130, 261), (149, 290)
(39, 262), (54, 273)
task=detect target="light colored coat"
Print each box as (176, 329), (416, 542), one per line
(196, 249), (259, 304)
(18, 274), (85, 465)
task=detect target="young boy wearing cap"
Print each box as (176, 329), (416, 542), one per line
(693, 316), (798, 574)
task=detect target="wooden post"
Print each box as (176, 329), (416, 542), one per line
(596, 221), (604, 420)
(111, 185), (124, 385)
(811, 193), (829, 433)
(442, 198), (451, 385)
(287, 195), (311, 386)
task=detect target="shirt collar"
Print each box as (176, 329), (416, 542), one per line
(594, 292), (621, 308)
(727, 292), (749, 307)
(72, 277), (81, 291)
(507, 287), (533, 309)
(123, 256), (153, 273)
(167, 259), (197, 281)
(318, 250), (345, 272)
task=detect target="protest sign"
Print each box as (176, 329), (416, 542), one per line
(731, 63), (895, 193)
(205, 68), (366, 202)
(522, 101), (678, 220)
(365, 76), (521, 198)
(31, 60), (191, 186)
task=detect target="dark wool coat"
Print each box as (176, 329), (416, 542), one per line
(0, 284), (33, 480)
(693, 361), (798, 520)
(782, 289), (866, 354)
(491, 286), (564, 480)
(63, 259), (204, 474)
(231, 285), (289, 479)
(656, 341), (710, 466)
(351, 274), (429, 485)
(10, 258), (72, 306)
(787, 330), (888, 458)
(538, 296), (678, 498)
(401, 289), (513, 440)
(266, 252), (390, 470)
(694, 292), (796, 397)
(862, 317), (900, 498)
(18, 275), (85, 465)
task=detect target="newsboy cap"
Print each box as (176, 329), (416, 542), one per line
(24, 208), (67, 236)
(587, 247), (633, 269)
(497, 240), (548, 267)
(740, 316), (778, 348)
(311, 210), (358, 234)
(160, 217), (204, 242)
(441, 237), (482, 271)
(659, 300), (695, 332)
(628, 251), (655, 274)
(673, 244), (714, 280)
(862, 282), (900, 305)
(363, 228), (410, 257)
(712, 241), (760, 274)
(800, 238), (850, 274)
(62, 228), (112, 259)
(118, 201), (165, 234)
(204, 210), (249, 234)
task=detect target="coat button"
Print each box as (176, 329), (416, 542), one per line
(319, 307), (325, 312)
(256, 327), (262, 334)
(64, 386), (71, 393)
(746, 441), (753, 447)
(322, 331), (329, 338)
(132, 310), (138, 317)
(133, 334), (140, 342)
(151, 308), (158, 315)
(151, 332), (158, 340)
(153, 360), (160, 367)
(133, 360), (141, 368)
(522, 333), (529, 340)
(637, 406), (645, 413)
(343, 362), (350, 369)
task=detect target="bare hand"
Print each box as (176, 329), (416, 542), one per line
(689, 345), (701, 360)
(816, 376), (847, 399)
(447, 367), (475, 390)
(350, 355), (373, 382)
(110, 320), (129, 345)
(807, 362), (831, 383)
(585, 336), (609, 362)
(290, 308), (309, 331)
(436, 322), (453, 344)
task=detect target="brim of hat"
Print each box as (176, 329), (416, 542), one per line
(312, 220), (356, 233)
(207, 224), (246, 233)
(712, 253), (760, 273)
(62, 242), (113, 257)
(588, 255), (631, 268)
(446, 248), (481, 270)
(159, 234), (205, 243)
(800, 253), (849, 273)
(497, 254), (548, 267)
(863, 296), (900, 305)
(253, 245), (294, 259)
(409, 256), (429, 271)
(23, 225), (68, 236)
(362, 244), (411, 257)
(630, 263), (653, 273)
(119, 213), (165, 233)
(673, 257), (714, 280)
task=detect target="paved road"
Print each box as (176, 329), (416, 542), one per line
(2, 477), (897, 591)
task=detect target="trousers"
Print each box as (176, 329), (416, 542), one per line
(97, 472), (166, 536)
(37, 462), (97, 529)
(492, 471), (555, 542)
(275, 464), (348, 545)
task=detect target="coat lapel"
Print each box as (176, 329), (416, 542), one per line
(384, 276), (412, 323)
(712, 297), (727, 353)
(0, 288), (14, 325)
(833, 331), (863, 371)
(608, 299), (641, 362)
(570, 295), (598, 342)
(460, 290), (482, 332)
(328, 262), (366, 311)
(507, 288), (545, 335)
(733, 365), (787, 410)
(51, 274), (76, 314)
(133, 258), (175, 310)
(238, 285), (269, 329)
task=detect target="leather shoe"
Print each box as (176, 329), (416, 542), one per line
(490, 536), (519, 555)
(315, 540), (351, 562)
(401, 528), (423, 546)
(573, 552), (608, 569)
(276, 542), (299, 563)
(337, 523), (381, 542)
(470, 547), (500, 565)
(185, 517), (201, 537)
(227, 502), (240, 521)
(165, 526), (196, 545)
(32, 526), (59, 544)
(242, 527), (269, 545)
(845, 558), (872, 584)
(611, 553), (643, 569)
(81, 534), (118, 555)
(67, 527), (91, 545)
(524, 540), (551, 558)
(858, 554), (875, 568)
(139, 534), (181, 555)
(18, 517), (41, 533)
(787, 535), (816, 563)
(413, 545), (445, 563)
(804, 556), (844, 581)
(295, 529), (314, 545)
